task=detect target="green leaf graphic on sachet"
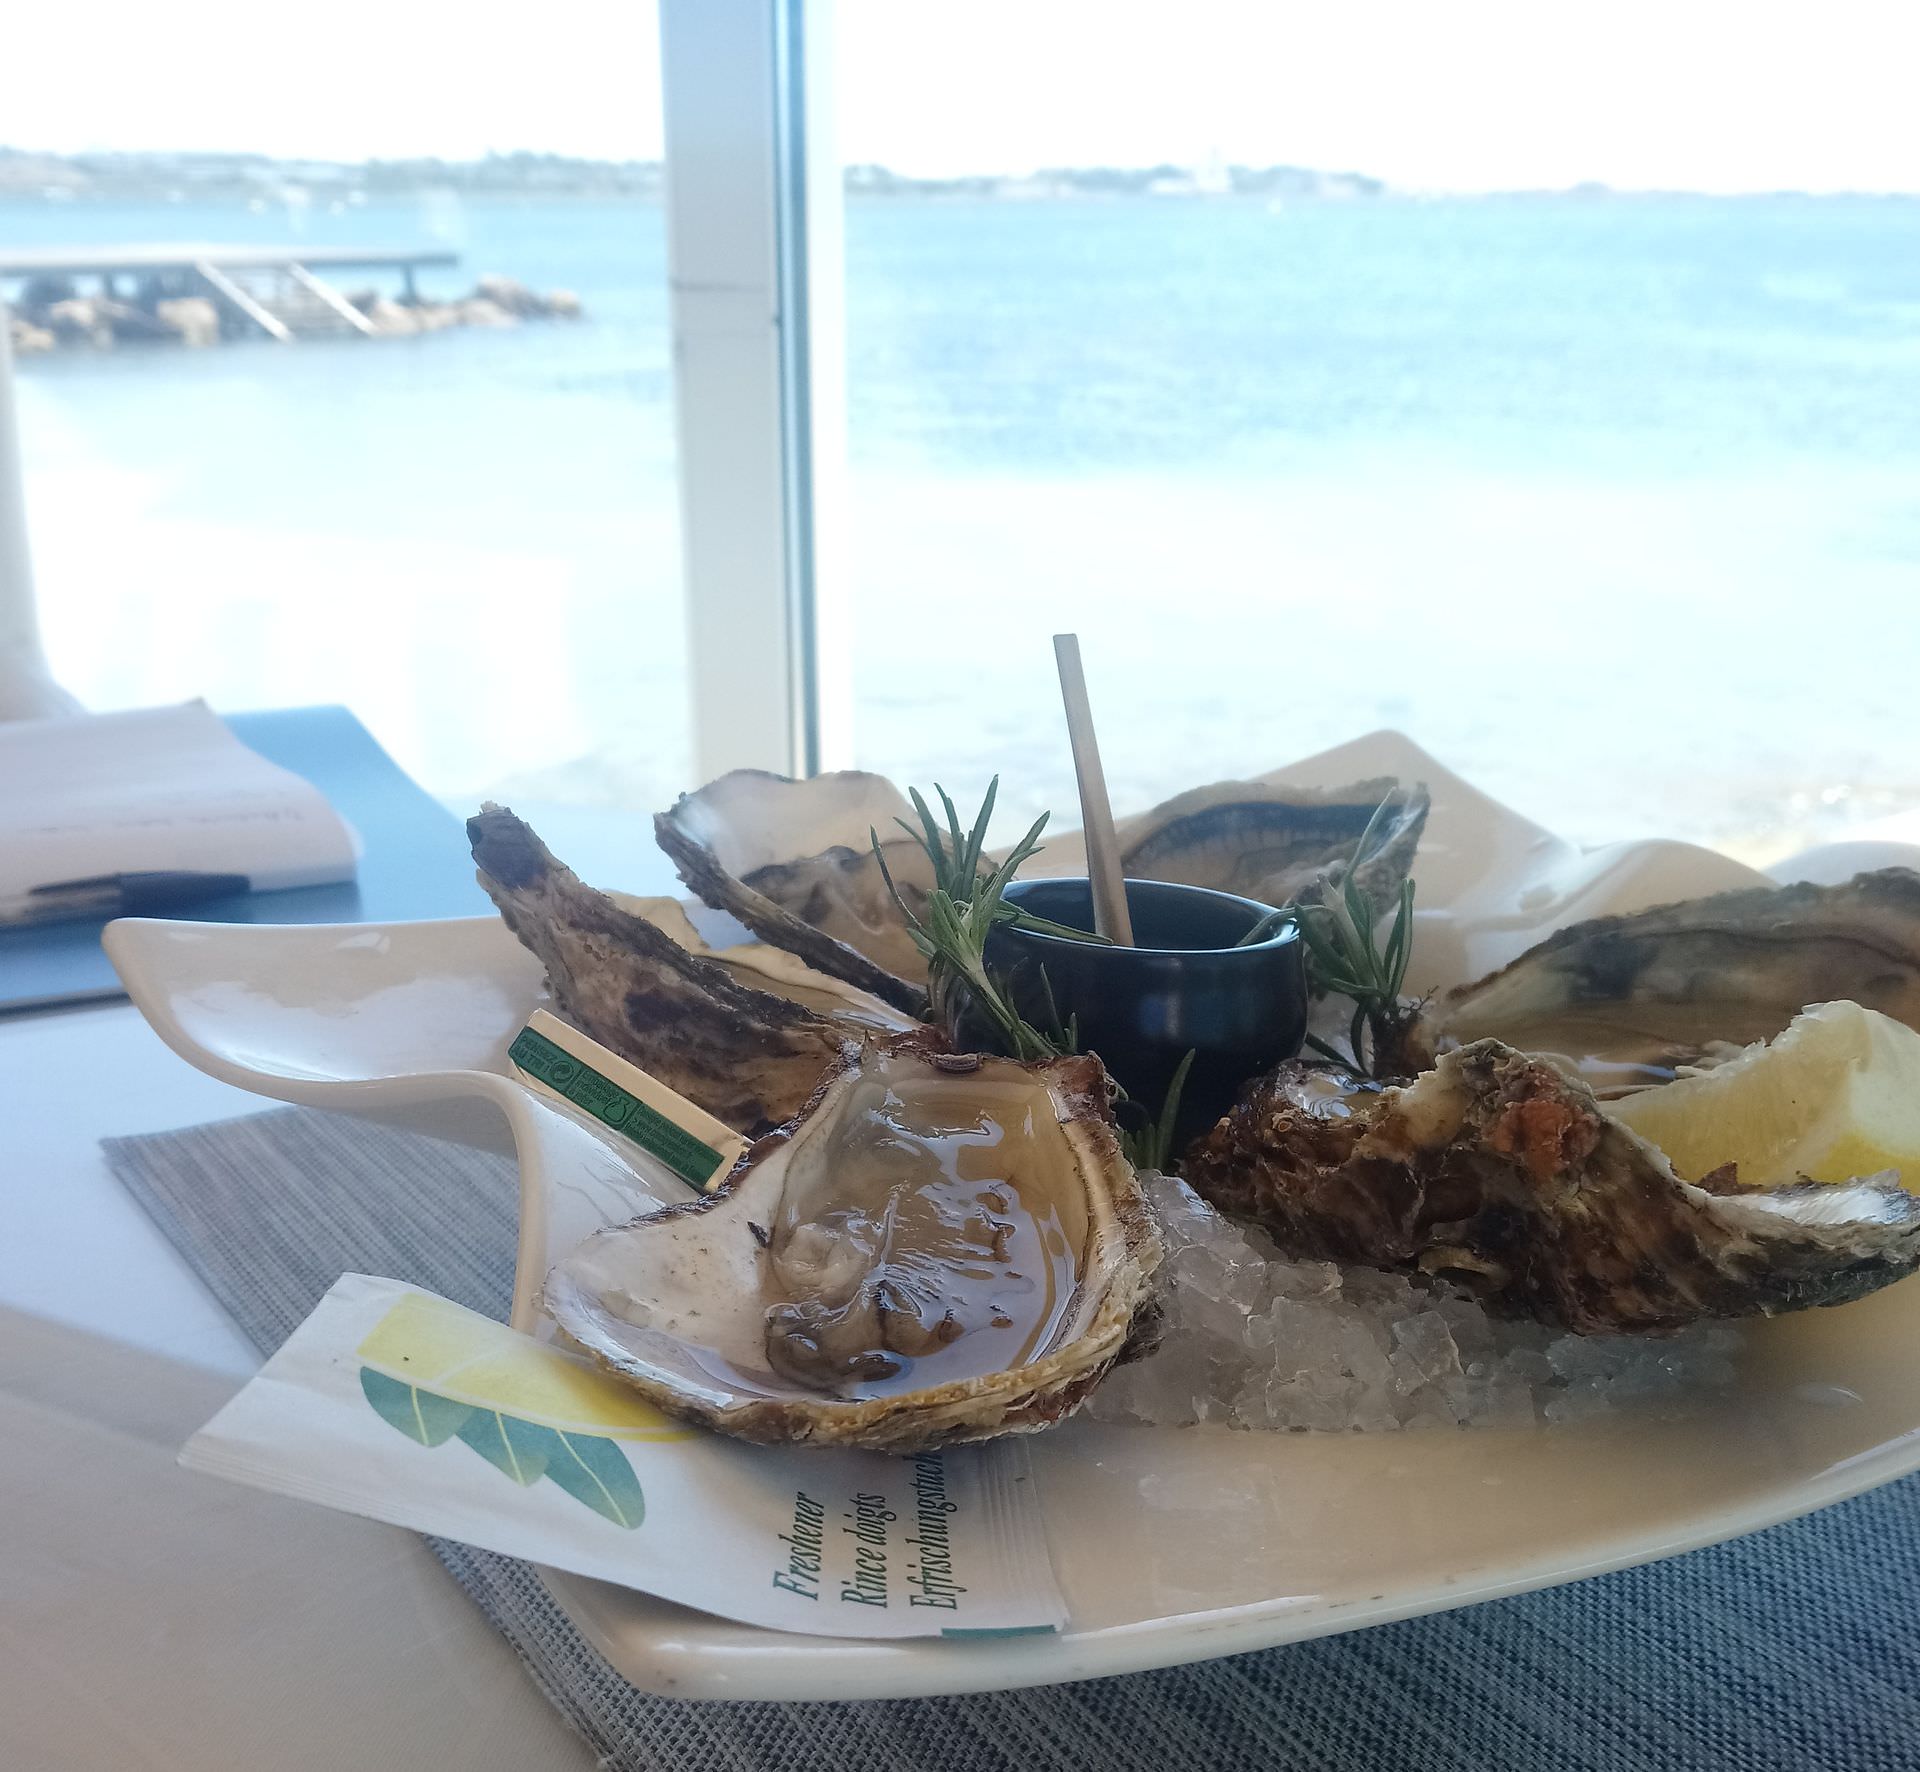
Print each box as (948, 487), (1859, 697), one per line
(544, 1430), (647, 1529)
(360, 1367), (644, 1527)
(360, 1368), (474, 1447)
(455, 1410), (560, 1486)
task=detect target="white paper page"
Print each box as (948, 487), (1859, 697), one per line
(182, 1275), (1069, 1641)
(0, 701), (359, 898)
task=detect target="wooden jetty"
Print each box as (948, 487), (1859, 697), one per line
(0, 244), (460, 342)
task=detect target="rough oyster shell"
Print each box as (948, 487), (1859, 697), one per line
(1436, 868), (1920, 1095)
(469, 805), (854, 1135)
(656, 771), (933, 1015)
(544, 1043), (1162, 1450)
(1183, 1039), (1920, 1334)
(1120, 776), (1430, 911)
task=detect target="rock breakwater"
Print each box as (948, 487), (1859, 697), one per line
(6, 272), (581, 354)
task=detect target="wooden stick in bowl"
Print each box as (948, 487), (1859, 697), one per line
(1053, 633), (1136, 947)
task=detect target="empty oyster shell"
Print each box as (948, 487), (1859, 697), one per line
(1118, 776), (1430, 911)
(656, 771), (933, 1015)
(469, 805), (854, 1135)
(1183, 1039), (1920, 1334)
(544, 1043), (1162, 1449)
(607, 893), (918, 1035)
(1436, 869), (1920, 1096)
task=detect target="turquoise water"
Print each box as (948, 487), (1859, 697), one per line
(10, 193), (1920, 851)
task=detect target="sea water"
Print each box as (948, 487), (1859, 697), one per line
(8, 193), (1919, 854)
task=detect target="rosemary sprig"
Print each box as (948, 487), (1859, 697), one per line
(872, 777), (1097, 1059)
(1240, 794), (1419, 1078)
(874, 778), (1191, 1168)
(1120, 1047), (1195, 1172)
(893, 780), (1113, 944)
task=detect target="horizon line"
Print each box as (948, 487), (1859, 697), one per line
(4, 144), (1918, 202)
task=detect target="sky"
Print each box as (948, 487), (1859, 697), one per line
(4, 0), (1920, 193)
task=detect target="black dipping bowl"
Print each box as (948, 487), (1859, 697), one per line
(983, 877), (1307, 1151)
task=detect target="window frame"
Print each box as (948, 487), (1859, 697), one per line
(0, 3), (844, 755)
(658, 0), (847, 783)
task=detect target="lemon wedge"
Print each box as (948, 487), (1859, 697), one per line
(1610, 1000), (1920, 1191)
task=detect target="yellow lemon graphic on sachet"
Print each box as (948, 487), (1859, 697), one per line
(357, 1291), (693, 1442)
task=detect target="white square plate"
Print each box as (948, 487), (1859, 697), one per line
(105, 734), (1920, 1700)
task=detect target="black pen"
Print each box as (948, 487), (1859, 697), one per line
(0, 870), (253, 926)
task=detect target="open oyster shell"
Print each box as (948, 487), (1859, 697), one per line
(1436, 868), (1920, 1096)
(544, 1043), (1162, 1450)
(1183, 1039), (1920, 1334)
(606, 892), (917, 1036)
(469, 805), (854, 1135)
(1119, 776), (1430, 911)
(656, 771), (933, 1016)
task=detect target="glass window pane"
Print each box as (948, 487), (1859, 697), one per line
(838, 1), (1920, 860)
(5, 3), (688, 830)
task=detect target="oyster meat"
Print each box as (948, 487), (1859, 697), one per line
(1119, 776), (1430, 910)
(545, 1043), (1162, 1449)
(1183, 1039), (1920, 1334)
(657, 770), (933, 1016)
(470, 805), (853, 1135)
(1436, 868), (1920, 1097)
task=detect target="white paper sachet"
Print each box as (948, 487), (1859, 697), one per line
(182, 1275), (1068, 1641)
(0, 700), (359, 900)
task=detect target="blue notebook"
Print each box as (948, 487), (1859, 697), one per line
(0, 705), (490, 1013)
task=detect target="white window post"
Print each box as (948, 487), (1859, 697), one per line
(0, 308), (80, 720)
(659, 0), (849, 783)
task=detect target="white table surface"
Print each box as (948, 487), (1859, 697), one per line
(0, 999), (596, 1770)
(1, 808), (674, 1375)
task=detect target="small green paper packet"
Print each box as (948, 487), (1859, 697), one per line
(507, 1010), (750, 1192)
(180, 1274), (1068, 1641)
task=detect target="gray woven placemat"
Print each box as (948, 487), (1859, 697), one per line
(105, 1108), (1920, 1772)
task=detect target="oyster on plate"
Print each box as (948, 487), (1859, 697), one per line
(1183, 1039), (1920, 1335)
(656, 770), (934, 1016)
(606, 892), (918, 1036)
(1119, 776), (1429, 911)
(1436, 868), (1920, 1097)
(545, 1043), (1162, 1449)
(469, 805), (855, 1135)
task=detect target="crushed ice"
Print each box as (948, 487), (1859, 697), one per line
(1086, 1175), (1743, 1433)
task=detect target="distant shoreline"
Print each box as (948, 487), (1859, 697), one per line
(3, 147), (1912, 206)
